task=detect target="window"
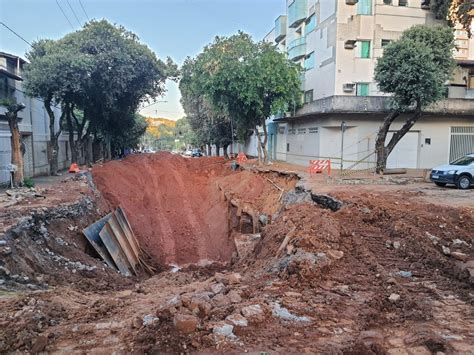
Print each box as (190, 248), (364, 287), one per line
(304, 90), (313, 103)
(360, 40), (371, 58)
(305, 14), (316, 35)
(381, 39), (392, 47)
(357, 0), (372, 15)
(398, 0), (407, 6)
(356, 83), (369, 96)
(0, 75), (8, 99)
(288, 128), (296, 135)
(383, 0), (392, 4)
(309, 127), (319, 133)
(304, 52), (315, 70)
(278, 126), (285, 134)
(297, 128), (307, 134)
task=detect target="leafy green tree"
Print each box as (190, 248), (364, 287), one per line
(24, 39), (92, 173)
(25, 20), (176, 167)
(374, 25), (455, 173)
(111, 113), (148, 156)
(181, 32), (301, 163)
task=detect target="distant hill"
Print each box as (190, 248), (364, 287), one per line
(146, 117), (176, 138)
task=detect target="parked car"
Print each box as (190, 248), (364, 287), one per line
(192, 148), (203, 157)
(184, 149), (193, 157)
(430, 153), (474, 190)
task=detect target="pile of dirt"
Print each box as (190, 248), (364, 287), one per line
(92, 153), (236, 267)
(1, 155), (473, 353)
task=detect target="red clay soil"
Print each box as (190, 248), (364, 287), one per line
(92, 153), (235, 266)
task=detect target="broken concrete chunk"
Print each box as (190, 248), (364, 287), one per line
(209, 282), (226, 294)
(241, 304), (265, 322)
(425, 232), (440, 245)
(212, 322), (235, 338)
(212, 293), (230, 307)
(225, 313), (248, 327)
(173, 314), (199, 334)
(388, 293), (401, 303)
(442, 246), (451, 255)
(142, 314), (159, 326)
(451, 251), (469, 262)
(227, 290), (242, 303)
(271, 302), (310, 322)
(215, 272), (242, 285)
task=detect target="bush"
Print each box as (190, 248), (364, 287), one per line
(23, 177), (35, 188)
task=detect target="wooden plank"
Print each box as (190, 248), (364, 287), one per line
(99, 223), (132, 276)
(82, 213), (117, 270)
(107, 214), (138, 274)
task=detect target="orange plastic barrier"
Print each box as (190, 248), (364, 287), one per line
(308, 159), (331, 175)
(237, 152), (248, 164)
(68, 163), (80, 173)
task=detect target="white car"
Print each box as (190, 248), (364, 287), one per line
(184, 149), (193, 157)
(430, 153), (474, 190)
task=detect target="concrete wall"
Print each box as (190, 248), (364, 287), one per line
(274, 115), (474, 169)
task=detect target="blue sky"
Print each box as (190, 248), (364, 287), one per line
(0, 0), (285, 119)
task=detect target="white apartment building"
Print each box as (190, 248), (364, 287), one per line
(0, 52), (71, 184)
(262, 0), (474, 170)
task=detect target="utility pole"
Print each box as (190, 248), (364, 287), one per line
(340, 121), (347, 173)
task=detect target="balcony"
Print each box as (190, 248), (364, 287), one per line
(287, 37), (306, 61)
(275, 15), (287, 42)
(288, 0), (307, 28)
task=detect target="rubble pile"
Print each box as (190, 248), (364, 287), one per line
(0, 153), (472, 353)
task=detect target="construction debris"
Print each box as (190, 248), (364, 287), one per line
(83, 207), (154, 276)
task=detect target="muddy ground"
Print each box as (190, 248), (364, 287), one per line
(0, 152), (473, 354)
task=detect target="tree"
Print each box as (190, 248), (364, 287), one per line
(430, 0), (473, 36)
(0, 100), (26, 186)
(181, 32), (301, 163)
(24, 39), (89, 174)
(374, 25), (455, 173)
(24, 20), (176, 168)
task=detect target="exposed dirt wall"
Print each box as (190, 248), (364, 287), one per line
(92, 153), (236, 266)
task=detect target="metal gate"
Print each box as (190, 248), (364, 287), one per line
(449, 127), (474, 162)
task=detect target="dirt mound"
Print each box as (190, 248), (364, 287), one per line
(92, 153), (236, 266)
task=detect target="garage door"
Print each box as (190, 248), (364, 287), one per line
(386, 131), (419, 169)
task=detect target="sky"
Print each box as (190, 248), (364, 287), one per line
(0, 0), (286, 120)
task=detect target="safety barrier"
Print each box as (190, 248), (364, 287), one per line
(237, 152), (248, 164)
(308, 159), (331, 175)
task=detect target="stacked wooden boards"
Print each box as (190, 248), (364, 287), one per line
(83, 207), (153, 276)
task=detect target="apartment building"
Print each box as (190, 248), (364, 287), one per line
(262, 0), (474, 170)
(0, 52), (71, 184)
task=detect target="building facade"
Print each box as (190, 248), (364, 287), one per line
(0, 52), (71, 184)
(260, 0), (474, 170)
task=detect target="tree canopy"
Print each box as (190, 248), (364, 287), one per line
(180, 32), (301, 161)
(24, 19), (176, 164)
(373, 25), (455, 173)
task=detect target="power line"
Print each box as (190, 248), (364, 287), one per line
(0, 22), (32, 47)
(66, 0), (82, 27)
(56, 0), (75, 30)
(78, 0), (90, 21)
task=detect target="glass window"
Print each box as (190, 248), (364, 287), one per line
(357, 0), (372, 15)
(297, 128), (306, 134)
(0, 75), (8, 99)
(356, 83), (369, 96)
(381, 39), (392, 47)
(398, 0), (407, 6)
(304, 90), (313, 103)
(304, 52), (315, 70)
(383, 0), (392, 4)
(305, 14), (316, 35)
(360, 41), (371, 58)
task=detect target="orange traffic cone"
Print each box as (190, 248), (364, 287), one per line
(68, 163), (80, 173)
